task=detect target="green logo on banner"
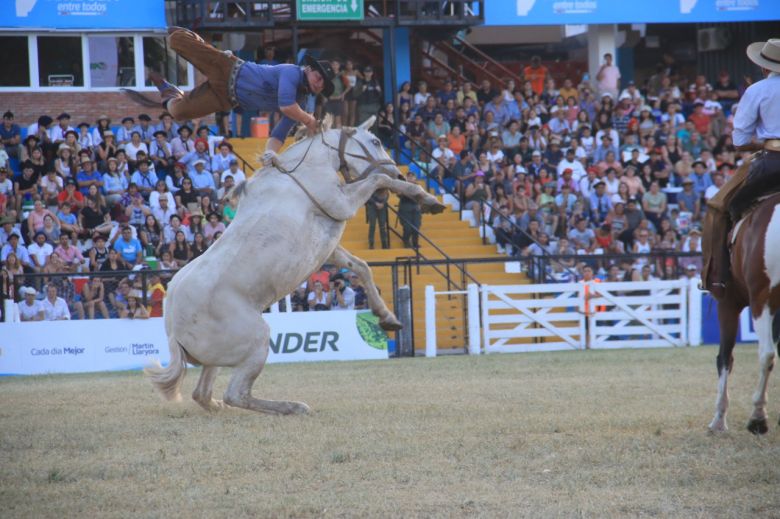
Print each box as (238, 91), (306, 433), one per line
(297, 0), (364, 21)
(355, 312), (388, 350)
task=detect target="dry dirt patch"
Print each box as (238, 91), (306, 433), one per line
(1, 346), (778, 518)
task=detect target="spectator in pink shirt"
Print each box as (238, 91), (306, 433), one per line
(53, 234), (85, 273)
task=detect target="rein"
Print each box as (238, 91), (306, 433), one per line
(269, 125), (397, 221)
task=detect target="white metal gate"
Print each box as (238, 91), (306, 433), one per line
(481, 283), (586, 353)
(586, 280), (688, 348)
(424, 279), (702, 355)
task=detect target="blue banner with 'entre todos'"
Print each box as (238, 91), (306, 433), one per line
(4, 0), (166, 30)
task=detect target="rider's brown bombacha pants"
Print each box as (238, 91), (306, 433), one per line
(166, 28), (238, 121)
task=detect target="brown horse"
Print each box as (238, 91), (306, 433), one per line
(709, 192), (780, 434)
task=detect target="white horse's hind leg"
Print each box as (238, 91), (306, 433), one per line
(192, 366), (224, 411)
(747, 306), (776, 435)
(328, 245), (401, 330)
(223, 318), (310, 415)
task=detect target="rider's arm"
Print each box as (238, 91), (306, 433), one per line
(732, 84), (759, 147)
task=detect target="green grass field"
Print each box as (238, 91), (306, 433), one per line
(1, 346), (778, 518)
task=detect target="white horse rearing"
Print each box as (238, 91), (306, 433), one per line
(146, 116), (444, 414)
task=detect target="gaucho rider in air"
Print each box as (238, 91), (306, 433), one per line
(130, 27), (335, 167)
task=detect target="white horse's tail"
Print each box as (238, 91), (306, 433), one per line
(145, 298), (186, 401)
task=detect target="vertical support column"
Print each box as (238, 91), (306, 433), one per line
(425, 285), (437, 357)
(467, 283), (481, 355)
(397, 286), (414, 357)
(383, 27), (410, 105)
(587, 24), (617, 91)
(688, 277), (703, 346)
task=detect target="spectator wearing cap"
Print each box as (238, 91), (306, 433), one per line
(13, 161), (39, 214)
(690, 159), (712, 199)
(0, 217), (23, 248)
(556, 168), (579, 194)
(76, 121), (94, 152)
(18, 287), (44, 321)
(171, 125), (195, 160)
(568, 216), (596, 252)
(134, 114), (155, 143)
(125, 131), (149, 171)
(211, 141), (236, 182)
(1, 111), (21, 161)
(76, 156), (103, 196)
(56, 177), (84, 213)
(152, 194), (177, 230)
(677, 177), (701, 221)
(548, 106), (571, 136)
(189, 159), (216, 197)
(355, 65), (383, 128)
(2, 230), (32, 270)
(49, 113), (74, 144)
(130, 159), (159, 199)
(150, 130), (174, 180)
(116, 117), (135, 146)
(96, 129), (117, 166)
(155, 112), (180, 141)
(180, 138), (212, 177)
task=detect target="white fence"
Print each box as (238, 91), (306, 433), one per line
(425, 279), (703, 356)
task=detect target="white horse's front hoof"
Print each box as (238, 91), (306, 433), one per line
(708, 418), (728, 433)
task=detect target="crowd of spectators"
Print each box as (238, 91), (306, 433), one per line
(1, 52), (743, 318)
(0, 106), (377, 320)
(384, 53), (745, 281)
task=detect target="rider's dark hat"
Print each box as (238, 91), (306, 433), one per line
(300, 54), (335, 98)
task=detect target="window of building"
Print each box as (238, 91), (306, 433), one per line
(88, 36), (136, 87)
(38, 36), (84, 87)
(143, 36), (189, 87)
(0, 36), (31, 87)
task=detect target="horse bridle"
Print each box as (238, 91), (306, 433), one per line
(270, 125), (399, 221)
(323, 127), (400, 183)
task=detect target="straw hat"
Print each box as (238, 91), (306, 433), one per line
(746, 39), (780, 73)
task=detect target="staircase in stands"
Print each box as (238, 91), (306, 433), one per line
(229, 137), (526, 354)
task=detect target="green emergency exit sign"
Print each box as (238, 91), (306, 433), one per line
(297, 0), (364, 21)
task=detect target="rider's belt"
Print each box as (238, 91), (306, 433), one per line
(764, 139), (780, 152)
(228, 58), (245, 109)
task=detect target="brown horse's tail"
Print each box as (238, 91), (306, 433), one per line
(145, 298), (187, 401)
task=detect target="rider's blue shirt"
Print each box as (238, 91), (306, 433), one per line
(235, 63), (308, 141)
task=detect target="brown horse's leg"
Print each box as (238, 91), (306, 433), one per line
(709, 298), (740, 432)
(747, 306), (776, 434)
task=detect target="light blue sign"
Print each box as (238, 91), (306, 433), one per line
(4, 0), (166, 30)
(486, 0), (780, 26)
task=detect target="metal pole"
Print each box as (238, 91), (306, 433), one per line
(467, 283), (480, 355)
(425, 285), (437, 357)
(398, 285), (413, 357)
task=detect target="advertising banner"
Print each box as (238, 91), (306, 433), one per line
(0, 311), (389, 376)
(4, 0), (166, 30)
(486, 0), (779, 26)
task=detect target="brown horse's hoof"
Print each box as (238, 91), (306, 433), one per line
(747, 417), (769, 435)
(379, 316), (403, 331)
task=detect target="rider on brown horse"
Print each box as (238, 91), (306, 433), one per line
(703, 38), (780, 298)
